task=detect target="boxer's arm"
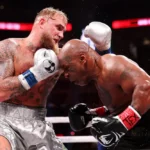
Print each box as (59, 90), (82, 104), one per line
(0, 40), (26, 101)
(118, 57), (150, 115)
(130, 81), (150, 115)
(90, 82), (149, 147)
(90, 84), (143, 147)
(0, 41), (59, 101)
(18, 49), (59, 90)
(90, 58), (150, 147)
(0, 75), (25, 101)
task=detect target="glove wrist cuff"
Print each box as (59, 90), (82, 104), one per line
(94, 106), (108, 116)
(18, 69), (38, 90)
(118, 105), (141, 130)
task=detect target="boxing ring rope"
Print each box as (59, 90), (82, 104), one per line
(58, 136), (97, 143)
(46, 117), (98, 143)
(46, 117), (70, 123)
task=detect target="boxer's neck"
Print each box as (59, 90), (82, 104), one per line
(25, 30), (44, 53)
(88, 52), (103, 81)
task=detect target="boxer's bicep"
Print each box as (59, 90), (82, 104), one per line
(118, 67), (137, 94)
(0, 41), (25, 101)
(118, 62), (150, 114)
(0, 59), (14, 77)
(0, 40), (14, 77)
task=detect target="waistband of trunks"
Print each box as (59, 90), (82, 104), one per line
(0, 102), (47, 120)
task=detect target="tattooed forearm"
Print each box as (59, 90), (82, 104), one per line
(0, 76), (26, 100)
(0, 39), (23, 100)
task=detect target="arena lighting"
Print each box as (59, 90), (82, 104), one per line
(0, 22), (72, 31)
(112, 18), (150, 29)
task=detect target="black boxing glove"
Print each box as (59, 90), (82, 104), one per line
(68, 103), (109, 131)
(91, 106), (141, 147)
(68, 103), (93, 131)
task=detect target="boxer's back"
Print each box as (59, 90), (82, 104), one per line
(2, 38), (60, 107)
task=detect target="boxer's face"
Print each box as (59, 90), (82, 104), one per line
(46, 13), (66, 44)
(59, 55), (90, 86)
(40, 13), (67, 48)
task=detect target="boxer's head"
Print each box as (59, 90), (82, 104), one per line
(32, 7), (68, 52)
(59, 39), (96, 86)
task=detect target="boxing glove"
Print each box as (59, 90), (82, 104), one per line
(68, 103), (109, 131)
(84, 22), (112, 51)
(18, 48), (59, 90)
(90, 105), (141, 147)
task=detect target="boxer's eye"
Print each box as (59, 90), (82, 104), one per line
(56, 25), (64, 31)
(64, 67), (69, 72)
(68, 67), (75, 72)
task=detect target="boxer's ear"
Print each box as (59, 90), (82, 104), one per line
(39, 18), (46, 29)
(80, 54), (86, 64)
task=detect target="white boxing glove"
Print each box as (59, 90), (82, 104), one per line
(84, 22), (112, 51)
(18, 48), (59, 90)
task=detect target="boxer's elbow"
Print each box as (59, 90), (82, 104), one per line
(131, 82), (150, 115)
(0, 87), (20, 101)
(0, 91), (11, 101)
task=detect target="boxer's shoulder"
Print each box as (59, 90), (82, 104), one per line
(103, 54), (138, 70)
(0, 38), (18, 59)
(102, 54), (119, 70)
(8, 38), (23, 48)
(102, 53), (116, 59)
(1, 38), (20, 46)
(8, 38), (29, 57)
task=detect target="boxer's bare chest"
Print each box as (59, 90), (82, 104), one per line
(7, 41), (59, 107)
(14, 48), (34, 74)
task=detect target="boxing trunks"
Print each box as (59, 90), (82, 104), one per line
(0, 102), (65, 150)
(109, 109), (150, 150)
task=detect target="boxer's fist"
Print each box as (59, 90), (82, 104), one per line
(91, 116), (126, 147)
(18, 48), (59, 90)
(84, 22), (112, 50)
(31, 48), (59, 81)
(68, 103), (92, 131)
(91, 106), (141, 147)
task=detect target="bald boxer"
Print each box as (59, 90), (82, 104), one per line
(81, 22), (112, 150)
(0, 7), (67, 150)
(59, 39), (150, 150)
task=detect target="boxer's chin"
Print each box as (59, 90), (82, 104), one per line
(40, 33), (59, 54)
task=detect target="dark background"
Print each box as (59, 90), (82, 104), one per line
(0, 0), (150, 149)
(0, 0), (150, 71)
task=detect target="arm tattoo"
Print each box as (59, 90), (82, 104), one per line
(0, 39), (26, 99)
(120, 67), (141, 81)
(1, 75), (26, 98)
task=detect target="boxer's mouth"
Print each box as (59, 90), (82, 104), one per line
(53, 39), (59, 43)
